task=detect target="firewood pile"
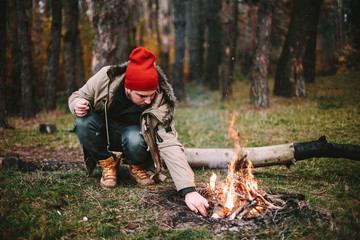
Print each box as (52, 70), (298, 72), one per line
(200, 155), (307, 221)
(201, 188), (306, 221)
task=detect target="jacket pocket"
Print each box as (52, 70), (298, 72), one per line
(155, 121), (184, 150)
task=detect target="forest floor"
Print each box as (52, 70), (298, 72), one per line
(1, 72), (360, 239)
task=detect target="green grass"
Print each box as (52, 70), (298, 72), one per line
(1, 72), (360, 239)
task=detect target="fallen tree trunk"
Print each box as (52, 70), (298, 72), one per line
(184, 136), (360, 169)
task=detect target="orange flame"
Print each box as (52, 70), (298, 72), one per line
(223, 180), (236, 210)
(209, 105), (262, 217)
(209, 172), (217, 191)
(220, 108), (242, 212)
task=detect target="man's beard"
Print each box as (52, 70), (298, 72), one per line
(126, 90), (149, 108)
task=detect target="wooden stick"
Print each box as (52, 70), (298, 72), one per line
(211, 204), (227, 219)
(237, 201), (258, 219)
(228, 202), (247, 220)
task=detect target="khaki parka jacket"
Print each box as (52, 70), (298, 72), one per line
(68, 62), (195, 191)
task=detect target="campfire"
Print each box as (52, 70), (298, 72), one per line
(204, 108), (305, 220)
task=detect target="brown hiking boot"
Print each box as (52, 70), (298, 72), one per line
(98, 156), (119, 189)
(129, 164), (155, 187)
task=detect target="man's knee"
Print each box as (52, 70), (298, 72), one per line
(74, 117), (89, 131)
(75, 113), (103, 131)
(123, 129), (147, 151)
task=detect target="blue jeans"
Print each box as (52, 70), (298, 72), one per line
(74, 112), (151, 165)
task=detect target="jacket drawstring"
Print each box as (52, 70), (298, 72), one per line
(105, 75), (111, 151)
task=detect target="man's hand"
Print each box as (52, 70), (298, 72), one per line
(74, 100), (90, 117)
(185, 191), (209, 217)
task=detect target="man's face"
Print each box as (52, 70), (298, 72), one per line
(125, 88), (157, 108)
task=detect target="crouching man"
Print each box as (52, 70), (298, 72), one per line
(68, 47), (209, 216)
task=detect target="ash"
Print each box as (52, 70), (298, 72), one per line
(143, 187), (314, 234)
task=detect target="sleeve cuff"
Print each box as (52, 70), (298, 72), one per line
(179, 187), (196, 197)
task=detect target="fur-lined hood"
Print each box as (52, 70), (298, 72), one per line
(106, 62), (177, 125)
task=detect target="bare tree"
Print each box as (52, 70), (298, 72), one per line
(187, 0), (205, 85)
(17, 0), (35, 119)
(204, 0), (222, 90)
(348, 0), (360, 50)
(274, 0), (323, 97)
(45, 0), (62, 111)
(7, 0), (21, 114)
(91, 0), (129, 75)
(221, 0), (239, 100)
(76, 0), (87, 87)
(303, 0), (324, 83)
(249, 0), (275, 108)
(0, 0), (10, 128)
(63, 0), (78, 97)
(32, 0), (44, 86)
(158, 0), (171, 76)
(172, 0), (186, 101)
(150, 0), (161, 49)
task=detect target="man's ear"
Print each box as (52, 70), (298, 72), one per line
(125, 88), (132, 99)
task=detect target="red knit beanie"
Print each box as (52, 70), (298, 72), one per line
(125, 47), (158, 91)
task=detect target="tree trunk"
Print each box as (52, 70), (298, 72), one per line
(172, 0), (186, 101)
(185, 136), (360, 169)
(128, 0), (137, 50)
(32, 0), (44, 88)
(303, 0), (324, 83)
(63, 0), (78, 98)
(91, 0), (129, 75)
(273, 0), (312, 98)
(249, 3), (257, 50)
(151, 0), (161, 49)
(7, 0), (21, 115)
(187, 0), (205, 85)
(17, 0), (35, 120)
(76, 35), (85, 87)
(220, 1), (231, 99)
(229, 0), (238, 94)
(204, 0), (222, 90)
(348, 0), (360, 50)
(249, 0), (274, 108)
(45, 0), (62, 111)
(158, 0), (171, 76)
(0, 0), (10, 128)
(221, 0), (239, 100)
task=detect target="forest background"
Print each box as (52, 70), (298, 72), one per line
(0, 0), (359, 124)
(0, 0), (360, 239)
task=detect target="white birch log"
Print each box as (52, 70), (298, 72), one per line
(184, 143), (296, 169)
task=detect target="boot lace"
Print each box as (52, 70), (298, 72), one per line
(102, 164), (116, 181)
(131, 167), (149, 179)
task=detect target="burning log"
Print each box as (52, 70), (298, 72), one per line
(185, 136), (360, 169)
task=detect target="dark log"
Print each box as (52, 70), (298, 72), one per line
(185, 136), (360, 169)
(0, 154), (21, 170)
(293, 136), (360, 161)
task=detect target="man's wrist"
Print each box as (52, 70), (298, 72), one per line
(179, 187), (196, 197)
